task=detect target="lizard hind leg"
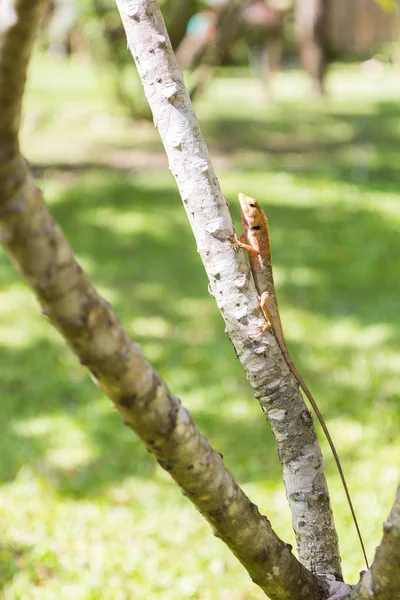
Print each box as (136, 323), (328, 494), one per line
(259, 291), (272, 331)
(243, 292), (272, 347)
(245, 292), (272, 347)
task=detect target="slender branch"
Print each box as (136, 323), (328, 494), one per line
(0, 2), (330, 598)
(350, 484), (400, 600)
(115, 0), (342, 579)
(0, 0), (46, 160)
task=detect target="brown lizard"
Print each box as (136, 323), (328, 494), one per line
(231, 192), (369, 570)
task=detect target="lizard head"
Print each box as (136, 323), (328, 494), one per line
(238, 193), (264, 228)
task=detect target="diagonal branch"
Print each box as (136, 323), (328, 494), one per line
(350, 484), (400, 600)
(0, 1), (330, 598)
(115, 0), (343, 579)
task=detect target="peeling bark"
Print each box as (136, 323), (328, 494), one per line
(115, 0), (342, 579)
(350, 484), (400, 600)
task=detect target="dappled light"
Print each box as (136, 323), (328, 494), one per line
(1, 1), (400, 597)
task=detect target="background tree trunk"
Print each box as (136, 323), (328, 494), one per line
(295, 0), (328, 96)
(167, 0), (197, 49)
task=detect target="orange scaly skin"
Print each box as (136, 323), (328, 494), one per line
(234, 192), (369, 570)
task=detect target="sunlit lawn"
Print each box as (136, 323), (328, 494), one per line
(1, 53), (400, 598)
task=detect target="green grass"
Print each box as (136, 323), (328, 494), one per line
(1, 54), (400, 598)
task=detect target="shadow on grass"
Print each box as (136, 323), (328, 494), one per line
(1, 94), (400, 501)
(202, 99), (400, 188)
(1, 167), (399, 500)
(43, 172), (400, 335)
(0, 333), (281, 497)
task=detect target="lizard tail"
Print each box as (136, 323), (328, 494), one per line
(286, 357), (370, 571)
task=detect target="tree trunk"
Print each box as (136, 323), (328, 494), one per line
(295, 0), (328, 96)
(166, 0), (197, 49)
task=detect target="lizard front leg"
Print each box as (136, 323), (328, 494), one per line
(228, 233), (259, 256)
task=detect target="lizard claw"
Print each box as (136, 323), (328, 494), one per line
(227, 233), (237, 241)
(243, 320), (272, 348)
(258, 319), (272, 333)
(227, 233), (240, 250)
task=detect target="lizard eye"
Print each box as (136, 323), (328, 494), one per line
(249, 203), (256, 208)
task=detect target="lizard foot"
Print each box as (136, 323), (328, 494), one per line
(227, 234), (241, 250)
(243, 321), (272, 348)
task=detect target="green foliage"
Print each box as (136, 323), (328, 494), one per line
(374, 0), (397, 11)
(1, 55), (400, 597)
(74, 0), (200, 116)
(76, 0), (145, 117)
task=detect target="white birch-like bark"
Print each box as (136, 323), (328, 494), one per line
(115, 0), (343, 579)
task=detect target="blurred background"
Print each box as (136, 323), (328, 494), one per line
(1, 0), (400, 598)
